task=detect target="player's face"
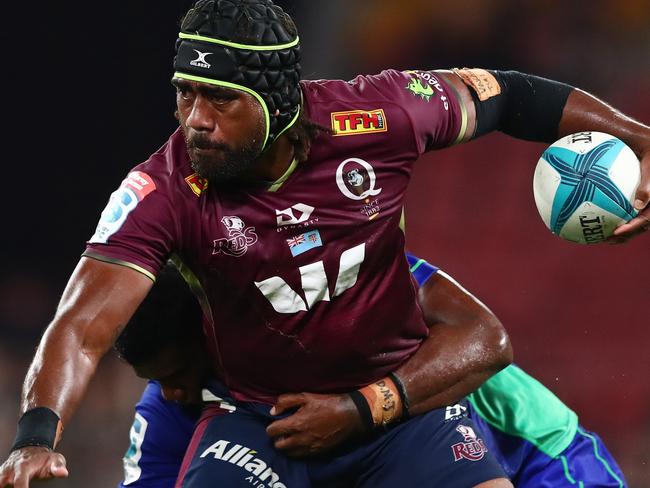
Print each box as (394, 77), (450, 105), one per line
(133, 344), (207, 405)
(173, 78), (266, 183)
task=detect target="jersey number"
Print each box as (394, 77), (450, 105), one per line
(254, 243), (365, 314)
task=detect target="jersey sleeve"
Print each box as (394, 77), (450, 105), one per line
(84, 161), (179, 280)
(119, 382), (198, 488)
(358, 69), (467, 155)
(406, 253), (439, 286)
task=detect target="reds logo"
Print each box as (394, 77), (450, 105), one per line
(212, 216), (258, 257)
(451, 425), (488, 462)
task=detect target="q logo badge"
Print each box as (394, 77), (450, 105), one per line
(335, 158), (382, 201)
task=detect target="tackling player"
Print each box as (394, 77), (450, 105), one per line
(116, 257), (512, 487)
(2, 0), (649, 485)
(115, 257), (625, 487)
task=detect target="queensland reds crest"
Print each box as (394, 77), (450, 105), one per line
(451, 424), (488, 462)
(336, 158), (382, 201)
(212, 216), (258, 257)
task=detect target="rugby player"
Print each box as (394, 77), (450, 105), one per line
(115, 257), (625, 487)
(2, 0), (649, 486)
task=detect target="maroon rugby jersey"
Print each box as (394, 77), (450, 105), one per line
(85, 69), (464, 403)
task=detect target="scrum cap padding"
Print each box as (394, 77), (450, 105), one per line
(174, 0), (302, 149)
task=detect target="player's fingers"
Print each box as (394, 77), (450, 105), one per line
(49, 455), (68, 478)
(272, 433), (295, 451)
(612, 212), (650, 238)
(270, 393), (305, 415)
(266, 416), (297, 438)
(12, 469), (31, 488)
(272, 433), (312, 457)
(634, 154), (650, 210)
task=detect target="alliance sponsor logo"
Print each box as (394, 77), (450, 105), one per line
(451, 425), (488, 462)
(200, 440), (287, 488)
(212, 216), (258, 257)
(185, 173), (209, 197)
(90, 171), (156, 244)
(330, 109), (388, 136)
(190, 49), (212, 69)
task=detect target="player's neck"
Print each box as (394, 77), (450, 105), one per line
(243, 134), (295, 183)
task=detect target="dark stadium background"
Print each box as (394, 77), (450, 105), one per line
(1, 1), (648, 485)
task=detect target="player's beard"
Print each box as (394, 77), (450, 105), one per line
(185, 133), (265, 184)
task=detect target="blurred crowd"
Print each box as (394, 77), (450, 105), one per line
(1, 0), (648, 486)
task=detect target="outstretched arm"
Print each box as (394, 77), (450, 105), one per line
(267, 265), (512, 457)
(0, 257), (152, 487)
(437, 69), (650, 241)
(559, 89), (650, 240)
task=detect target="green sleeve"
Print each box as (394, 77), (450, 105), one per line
(467, 365), (578, 458)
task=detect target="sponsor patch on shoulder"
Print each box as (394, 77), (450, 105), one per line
(331, 109), (388, 136)
(89, 171), (156, 244)
(454, 68), (501, 101)
(185, 172), (209, 197)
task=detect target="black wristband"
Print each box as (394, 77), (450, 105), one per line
(388, 372), (411, 420)
(348, 390), (374, 431)
(10, 407), (60, 452)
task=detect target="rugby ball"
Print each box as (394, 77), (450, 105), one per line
(533, 131), (640, 244)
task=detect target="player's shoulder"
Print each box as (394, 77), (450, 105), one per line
(301, 69), (413, 105)
(300, 70), (425, 147)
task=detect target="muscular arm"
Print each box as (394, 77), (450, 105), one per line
(438, 69), (650, 240)
(396, 270), (512, 416)
(268, 266), (512, 456)
(0, 258), (152, 486)
(23, 258), (153, 422)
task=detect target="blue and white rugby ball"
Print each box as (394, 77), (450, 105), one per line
(533, 131), (640, 244)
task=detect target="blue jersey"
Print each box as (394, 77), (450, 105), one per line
(120, 382), (198, 487)
(120, 255), (627, 487)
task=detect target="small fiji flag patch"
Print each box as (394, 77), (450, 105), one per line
(287, 230), (322, 257)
